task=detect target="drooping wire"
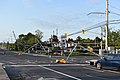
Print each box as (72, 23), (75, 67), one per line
(110, 4), (120, 11)
(68, 19), (120, 37)
(109, 4), (120, 17)
(110, 11), (120, 17)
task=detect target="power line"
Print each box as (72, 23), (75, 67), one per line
(68, 21), (106, 36)
(109, 19), (120, 22)
(110, 11), (120, 17)
(110, 22), (120, 24)
(109, 4), (120, 16)
(67, 19), (120, 37)
(87, 12), (105, 16)
(110, 5), (120, 11)
(87, 31), (101, 35)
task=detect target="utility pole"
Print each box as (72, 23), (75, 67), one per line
(53, 30), (55, 35)
(101, 27), (103, 50)
(12, 31), (19, 51)
(105, 0), (109, 50)
(56, 29), (58, 36)
(12, 31), (17, 40)
(100, 27), (103, 56)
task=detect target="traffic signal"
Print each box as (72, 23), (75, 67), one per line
(87, 46), (93, 52)
(82, 30), (85, 34)
(100, 39), (102, 47)
(65, 32), (68, 41)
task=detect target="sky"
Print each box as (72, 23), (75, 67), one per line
(0, 0), (120, 42)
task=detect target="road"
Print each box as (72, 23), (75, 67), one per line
(0, 49), (120, 80)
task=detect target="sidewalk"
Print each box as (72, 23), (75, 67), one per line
(0, 63), (10, 80)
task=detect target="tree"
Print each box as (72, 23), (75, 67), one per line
(35, 29), (43, 42)
(94, 37), (101, 43)
(15, 32), (38, 51)
(52, 35), (59, 42)
(25, 33), (38, 44)
(76, 36), (82, 42)
(19, 34), (24, 39)
(108, 29), (120, 48)
(82, 38), (93, 42)
(68, 38), (74, 42)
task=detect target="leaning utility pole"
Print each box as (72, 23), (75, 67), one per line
(12, 31), (17, 40)
(12, 31), (19, 51)
(105, 0), (109, 50)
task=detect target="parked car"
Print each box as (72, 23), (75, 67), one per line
(95, 54), (120, 70)
(88, 59), (98, 65)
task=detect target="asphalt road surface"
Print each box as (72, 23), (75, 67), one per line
(0, 49), (120, 80)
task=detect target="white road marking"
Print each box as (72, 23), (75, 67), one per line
(39, 65), (82, 80)
(5, 65), (38, 67)
(8, 62), (16, 64)
(6, 64), (88, 67)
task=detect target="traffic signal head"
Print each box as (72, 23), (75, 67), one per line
(65, 32), (68, 41)
(82, 30), (85, 34)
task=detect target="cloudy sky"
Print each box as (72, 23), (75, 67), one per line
(0, 0), (120, 42)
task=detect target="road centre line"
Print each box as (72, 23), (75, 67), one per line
(39, 65), (82, 80)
